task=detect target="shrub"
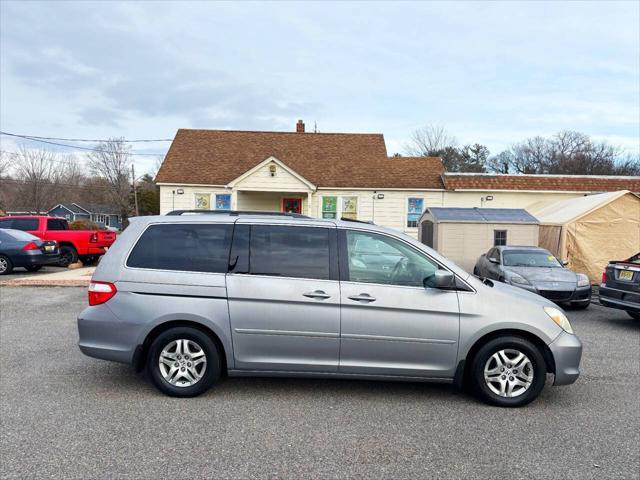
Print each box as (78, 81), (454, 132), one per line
(68, 219), (103, 230)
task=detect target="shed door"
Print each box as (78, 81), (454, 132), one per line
(421, 221), (434, 247)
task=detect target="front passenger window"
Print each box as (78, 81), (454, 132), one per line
(345, 231), (438, 287)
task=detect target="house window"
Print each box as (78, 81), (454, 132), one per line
(321, 196), (337, 219)
(407, 198), (424, 228)
(341, 196), (358, 220)
(494, 230), (507, 246)
(321, 195), (358, 220)
(94, 214), (106, 224)
(215, 194), (231, 210)
(194, 193), (211, 210)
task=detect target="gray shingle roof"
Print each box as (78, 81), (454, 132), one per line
(425, 207), (538, 224)
(73, 203), (118, 214)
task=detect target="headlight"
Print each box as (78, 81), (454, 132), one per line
(509, 273), (531, 285)
(544, 306), (574, 334)
(576, 273), (590, 288)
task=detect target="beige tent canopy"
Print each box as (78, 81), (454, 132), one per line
(532, 190), (640, 283)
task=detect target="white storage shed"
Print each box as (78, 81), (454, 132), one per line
(418, 207), (540, 273)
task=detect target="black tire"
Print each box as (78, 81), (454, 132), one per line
(25, 265), (43, 272)
(147, 327), (220, 397)
(58, 245), (78, 267)
(470, 335), (547, 408)
(0, 255), (13, 275)
(80, 255), (98, 265)
(570, 300), (590, 310)
(628, 311), (640, 320)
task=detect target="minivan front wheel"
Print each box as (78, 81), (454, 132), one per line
(147, 327), (220, 397)
(470, 336), (546, 407)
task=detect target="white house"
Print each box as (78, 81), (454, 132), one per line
(155, 121), (640, 237)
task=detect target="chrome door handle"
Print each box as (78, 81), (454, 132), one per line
(348, 293), (376, 303)
(303, 290), (331, 299)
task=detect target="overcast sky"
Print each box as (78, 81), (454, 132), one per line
(1, 1), (638, 174)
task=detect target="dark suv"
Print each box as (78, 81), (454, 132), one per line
(599, 253), (640, 320)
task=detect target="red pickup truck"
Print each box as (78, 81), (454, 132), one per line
(0, 216), (116, 267)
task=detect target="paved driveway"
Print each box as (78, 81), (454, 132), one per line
(1, 287), (638, 479)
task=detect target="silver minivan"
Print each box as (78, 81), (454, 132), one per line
(78, 211), (582, 407)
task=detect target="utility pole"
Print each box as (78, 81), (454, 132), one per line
(131, 164), (139, 216)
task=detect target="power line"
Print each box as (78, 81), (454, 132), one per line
(1, 133), (173, 143)
(1, 178), (154, 191)
(0, 132), (167, 156)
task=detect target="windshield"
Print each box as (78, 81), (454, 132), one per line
(503, 250), (562, 268)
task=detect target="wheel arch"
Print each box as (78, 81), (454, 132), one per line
(454, 328), (555, 390)
(134, 319), (229, 374)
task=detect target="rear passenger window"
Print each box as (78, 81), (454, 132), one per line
(47, 219), (68, 230)
(11, 218), (39, 231)
(126, 223), (233, 273)
(0, 219), (13, 229)
(250, 226), (330, 280)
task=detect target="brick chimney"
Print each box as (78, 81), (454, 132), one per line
(296, 119), (305, 133)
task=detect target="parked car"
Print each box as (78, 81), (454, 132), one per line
(77, 211), (582, 407)
(0, 215), (116, 267)
(599, 253), (640, 320)
(0, 228), (59, 275)
(474, 246), (592, 309)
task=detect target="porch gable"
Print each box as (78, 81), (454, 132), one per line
(227, 157), (315, 192)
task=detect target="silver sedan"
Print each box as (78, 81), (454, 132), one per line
(474, 245), (592, 309)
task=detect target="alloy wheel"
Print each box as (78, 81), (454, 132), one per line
(484, 349), (533, 398)
(158, 339), (207, 387)
(0, 257), (7, 273)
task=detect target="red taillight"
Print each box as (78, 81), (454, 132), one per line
(601, 271), (607, 284)
(90, 233), (98, 243)
(22, 241), (39, 251)
(88, 281), (117, 306)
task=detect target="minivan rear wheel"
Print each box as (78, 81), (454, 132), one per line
(147, 327), (220, 397)
(470, 336), (546, 407)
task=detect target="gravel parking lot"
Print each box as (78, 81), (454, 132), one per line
(1, 287), (638, 479)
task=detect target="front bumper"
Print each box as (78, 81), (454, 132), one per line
(599, 285), (640, 313)
(511, 282), (592, 304)
(549, 331), (583, 386)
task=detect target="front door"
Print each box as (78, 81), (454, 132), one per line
(227, 223), (341, 372)
(338, 229), (460, 378)
(282, 197), (302, 214)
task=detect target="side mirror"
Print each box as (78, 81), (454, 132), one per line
(488, 257), (499, 264)
(561, 260), (569, 266)
(425, 270), (455, 289)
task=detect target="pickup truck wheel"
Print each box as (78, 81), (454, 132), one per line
(470, 336), (546, 408)
(0, 255), (13, 275)
(58, 245), (78, 267)
(25, 265), (42, 272)
(81, 255), (98, 265)
(147, 327), (220, 397)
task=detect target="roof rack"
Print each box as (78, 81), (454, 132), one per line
(340, 217), (375, 225)
(165, 209), (311, 219)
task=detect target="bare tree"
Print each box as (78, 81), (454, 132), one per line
(488, 131), (638, 175)
(12, 147), (62, 212)
(404, 124), (458, 157)
(86, 138), (133, 224)
(0, 151), (11, 178)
